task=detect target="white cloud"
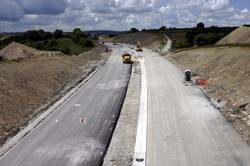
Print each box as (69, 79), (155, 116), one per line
(25, 14), (38, 19)
(0, 0), (249, 31)
(202, 0), (229, 10)
(241, 8), (248, 13)
(158, 5), (171, 13)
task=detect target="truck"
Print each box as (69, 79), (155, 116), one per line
(122, 54), (133, 64)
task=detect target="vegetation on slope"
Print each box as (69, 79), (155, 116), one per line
(137, 23), (237, 49)
(0, 28), (94, 55)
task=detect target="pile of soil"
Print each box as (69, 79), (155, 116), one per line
(216, 26), (250, 45)
(0, 45), (110, 145)
(0, 42), (63, 60)
(167, 46), (250, 144)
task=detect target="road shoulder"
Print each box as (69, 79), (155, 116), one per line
(103, 62), (141, 166)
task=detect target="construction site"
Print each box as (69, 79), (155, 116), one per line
(0, 1), (250, 166)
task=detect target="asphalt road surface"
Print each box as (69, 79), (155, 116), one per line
(0, 44), (131, 166)
(142, 49), (250, 166)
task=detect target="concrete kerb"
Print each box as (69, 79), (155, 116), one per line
(133, 57), (148, 166)
(0, 66), (102, 158)
(197, 86), (225, 111)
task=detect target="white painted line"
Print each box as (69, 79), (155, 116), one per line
(74, 104), (81, 107)
(133, 58), (148, 166)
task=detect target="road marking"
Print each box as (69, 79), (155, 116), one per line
(74, 104), (81, 107)
(133, 58), (148, 166)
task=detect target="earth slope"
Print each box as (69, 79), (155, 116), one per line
(216, 26), (250, 45)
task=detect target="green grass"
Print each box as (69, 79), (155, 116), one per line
(166, 31), (190, 49)
(57, 38), (85, 55)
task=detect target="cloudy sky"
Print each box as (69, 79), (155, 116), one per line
(0, 0), (249, 32)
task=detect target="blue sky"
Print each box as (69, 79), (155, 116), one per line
(231, 0), (250, 9)
(0, 0), (249, 32)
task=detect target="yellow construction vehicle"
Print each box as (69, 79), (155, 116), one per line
(136, 41), (143, 52)
(122, 54), (133, 64)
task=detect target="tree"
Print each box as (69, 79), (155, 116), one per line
(45, 39), (58, 51)
(79, 37), (94, 47)
(73, 28), (82, 34)
(79, 37), (87, 46)
(72, 28), (87, 43)
(43, 32), (53, 40)
(0, 40), (3, 48)
(197, 22), (205, 29)
(34, 41), (44, 50)
(205, 32), (225, 44)
(194, 34), (208, 46)
(24, 30), (43, 41)
(37, 29), (45, 39)
(61, 47), (70, 54)
(130, 27), (139, 32)
(108, 34), (117, 38)
(159, 26), (167, 31)
(53, 29), (63, 39)
(85, 40), (94, 47)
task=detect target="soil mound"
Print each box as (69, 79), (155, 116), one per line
(216, 26), (250, 45)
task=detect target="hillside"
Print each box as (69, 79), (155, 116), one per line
(0, 29), (94, 56)
(167, 47), (250, 144)
(216, 26), (250, 45)
(0, 45), (110, 145)
(109, 32), (164, 49)
(56, 38), (85, 55)
(166, 31), (189, 48)
(0, 42), (63, 60)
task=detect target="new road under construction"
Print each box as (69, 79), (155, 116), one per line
(104, 39), (250, 166)
(0, 43), (131, 166)
(0, 35), (250, 166)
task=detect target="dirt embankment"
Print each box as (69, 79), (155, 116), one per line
(216, 26), (250, 45)
(167, 46), (250, 144)
(0, 44), (110, 145)
(0, 42), (64, 61)
(108, 32), (164, 49)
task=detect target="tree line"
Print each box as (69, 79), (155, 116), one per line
(0, 28), (94, 55)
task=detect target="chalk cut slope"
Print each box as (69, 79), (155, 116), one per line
(216, 26), (250, 45)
